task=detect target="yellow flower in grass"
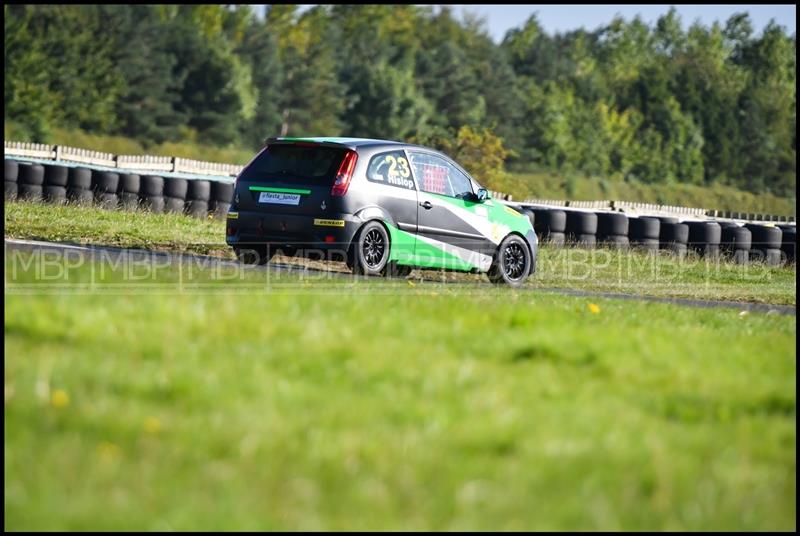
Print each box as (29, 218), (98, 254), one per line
(144, 416), (162, 435)
(51, 389), (70, 408)
(587, 303), (601, 314)
(97, 441), (122, 462)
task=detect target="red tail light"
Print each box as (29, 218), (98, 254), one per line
(331, 150), (358, 197)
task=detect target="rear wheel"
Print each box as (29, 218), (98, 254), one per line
(352, 221), (390, 276)
(234, 245), (275, 266)
(487, 234), (531, 287)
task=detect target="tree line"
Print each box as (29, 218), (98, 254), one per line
(4, 5), (795, 196)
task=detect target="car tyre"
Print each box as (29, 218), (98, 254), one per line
(487, 234), (531, 287)
(353, 221), (390, 276)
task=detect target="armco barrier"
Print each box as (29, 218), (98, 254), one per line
(516, 197), (794, 225)
(4, 140), (242, 179)
(116, 155), (173, 173)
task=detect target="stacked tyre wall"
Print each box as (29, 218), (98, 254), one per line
(4, 157), (235, 219)
(522, 204), (795, 266)
(4, 155), (796, 267)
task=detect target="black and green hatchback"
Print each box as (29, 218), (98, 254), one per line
(226, 137), (537, 286)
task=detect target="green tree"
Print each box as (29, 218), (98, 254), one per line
(237, 19), (284, 147)
(99, 5), (182, 143)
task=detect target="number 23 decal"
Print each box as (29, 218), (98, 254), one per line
(385, 155), (411, 178)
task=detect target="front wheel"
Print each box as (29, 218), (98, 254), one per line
(352, 221), (391, 276)
(487, 234), (531, 287)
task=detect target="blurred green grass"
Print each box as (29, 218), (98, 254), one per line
(5, 201), (796, 305)
(4, 250), (796, 530)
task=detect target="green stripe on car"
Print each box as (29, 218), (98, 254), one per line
(248, 186), (312, 195)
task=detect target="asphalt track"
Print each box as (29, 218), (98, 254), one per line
(4, 238), (796, 316)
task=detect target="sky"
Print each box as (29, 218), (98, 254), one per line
(450, 4), (796, 42)
(286, 4), (796, 42)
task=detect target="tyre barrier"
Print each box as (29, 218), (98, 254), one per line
(532, 208), (567, 243)
(186, 179), (211, 219)
(139, 175), (165, 214)
(118, 173), (141, 211)
(720, 224), (752, 264)
(5, 181), (17, 200)
(44, 164), (68, 186)
(548, 231), (566, 246)
(687, 221), (721, 258)
(745, 224), (783, 266)
(164, 177), (188, 214)
(141, 195), (165, 214)
(601, 234), (630, 249)
(3, 157), (795, 267)
(67, 167), (93, 206)
(17, 162), (45, 202)
(778, 226), (796, 263)
(210, 181), (235, 219)
(5, 159), (19, 200)
(596, 212), (629, 249)
(92, 171), (120, 209)
(575, 233), (597, 248)
(664, 242), (688, 259)
(658, 221), (689, 249)
(42, 164), (69, 205)
(749, 248), (783, 266)
(5, 159), (19, 182)
(629, 216), (660, 252)
(565, 210), (597, 247)
(165, 196), (185, 214)
(43, 185), (68, 205)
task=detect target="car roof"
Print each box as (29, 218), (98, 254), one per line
(271, 136), (411, 150)
(265, 136), (479, 183)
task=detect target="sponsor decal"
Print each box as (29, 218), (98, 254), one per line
(503, 205), (523, 218)
(227, 212), (238, 219)
(249, 186), (311, 195)
(489, 221), (507, 244)
(367, 151), (416, 190)
(475, 206), (488, 218)
(314, 218), (345, 227)
(258, 192), (301, 205)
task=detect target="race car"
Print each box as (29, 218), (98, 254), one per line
(225, 137), (537, 286)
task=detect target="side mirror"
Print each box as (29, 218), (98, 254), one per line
(477, 188), (490, 202)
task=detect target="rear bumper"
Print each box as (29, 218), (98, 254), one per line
(225, 209), (361, 251)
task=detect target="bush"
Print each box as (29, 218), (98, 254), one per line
(409, 125), (526, 196)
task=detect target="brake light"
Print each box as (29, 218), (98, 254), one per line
(331, 150), (358, 197)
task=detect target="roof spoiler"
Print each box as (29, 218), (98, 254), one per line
(261, 137), (347, 149)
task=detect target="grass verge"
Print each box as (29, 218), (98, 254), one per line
(4, 249), (796, 530)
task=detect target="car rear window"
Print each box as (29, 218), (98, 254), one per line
(238, 144), (346, 185)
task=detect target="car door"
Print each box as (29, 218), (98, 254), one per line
(405, 150), (494, 272)
(363, 149), (419, 264)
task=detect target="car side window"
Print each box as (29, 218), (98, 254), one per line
(366, 151), (415, 190)
(407, 152), (474, 199)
